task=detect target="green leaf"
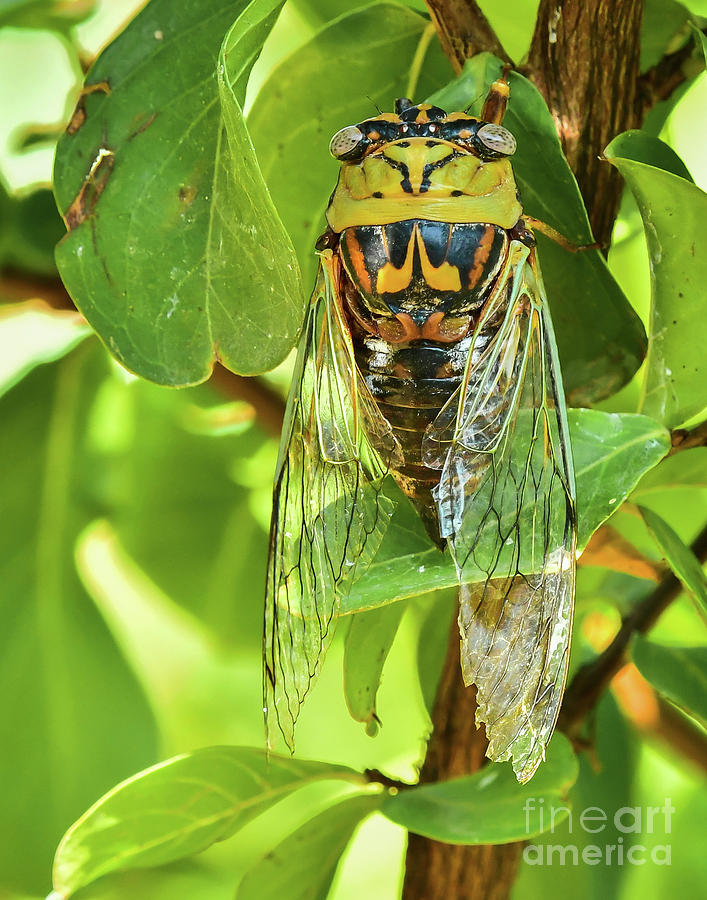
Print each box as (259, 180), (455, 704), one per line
(686, 2), (707, 20)
(572, 411), (670, 546)
(641, 0), (691, 72)
(103, 375), (271, 641)
(513, 693), (638, 899)
(633, 447), (707, 494)
(415, 589), (456, 713)
(344, 603), (407, 733)
(0, 349), (157, 894)
(247, 2), (452, 289)
(64, 861), (234, 900)
(639, 505), (707, 619)
(0, 0), (95, 32)
(0, 302), (90, 397)
(342, 410), (670, 614)
(381, 733), (578, 843)
(54, 0), (302, 386)
(51, 747), (363, 898)
(428, 54), (646, 404)
(606, 133), (707, 428)
(0, 182), (64, 277)
(605, 130), (694, 181)
(632, 637), (707, 725)
(236, 793), (380, 899)
(691, 22), (707, 61)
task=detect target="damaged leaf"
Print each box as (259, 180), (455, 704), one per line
(54, 0), (302, 386)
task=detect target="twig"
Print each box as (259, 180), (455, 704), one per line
(578, 524), (665, 581)
(364, 768), (411, 790)
(612, 663), (707, 774)
(652, 696), (707, 774)
(560, 523), (707, 737)
(0, 268), (75, 310)
(423, 0), (510, 73)
(637, 28), (707, 117)
(209, 365), (285, 438)
(524, 0), (644, 247)
(0, 269), (287, 433)
(670, 421), (707, 455)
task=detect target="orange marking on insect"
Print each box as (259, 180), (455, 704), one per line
(343, 231), (372, 295)
(379, 313), (421, 343)
(422, 312), (470, 343)
(468, 225), (496, 290)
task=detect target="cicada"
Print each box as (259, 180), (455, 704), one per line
(264, 75), (577, 783)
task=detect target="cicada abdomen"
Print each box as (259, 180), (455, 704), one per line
(265, 80), (577, 783)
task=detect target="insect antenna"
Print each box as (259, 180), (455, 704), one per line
(463, 90), (486, 115)
(366, 95), (383, 114)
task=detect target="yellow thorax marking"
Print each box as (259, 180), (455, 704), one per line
(382, 142), (452, 193)
(327, 144), (521, 231)
(376, 223), (462, 294)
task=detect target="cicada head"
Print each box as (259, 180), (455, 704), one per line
(326, 99), (522, 233)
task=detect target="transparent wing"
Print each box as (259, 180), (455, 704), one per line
(423, 240), (577, 783)
(264, 250), (400, 751)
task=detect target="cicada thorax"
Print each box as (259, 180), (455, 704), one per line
(335, 217), (513, 543)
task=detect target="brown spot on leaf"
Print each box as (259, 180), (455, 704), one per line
(67, 81), (111, 136)
(127, 111), (158, 142)
(64, 147), (115, 230)
(178, 185), (197, 204)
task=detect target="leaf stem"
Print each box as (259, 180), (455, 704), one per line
(423, 0), (510, 73)
(406, 22), (437, 101)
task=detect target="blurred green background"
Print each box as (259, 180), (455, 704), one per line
(0, 1), (705, 898)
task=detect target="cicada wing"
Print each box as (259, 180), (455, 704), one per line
(424, 241), (576, 783)
(264, 251), (399, 751)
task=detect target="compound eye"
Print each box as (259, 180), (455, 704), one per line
(476, 123), (516, 155)
(329, 125), (365, 159)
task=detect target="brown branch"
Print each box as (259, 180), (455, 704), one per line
(423, 0), (510, 74)
(637, 28), (707, 117)
(652, 696), (707, 775)
(426, 2), (704, 248)
(524, 0), (644, 247)
(209, 365), (285, 437)
(403, 621), (523, 900)
(0, 269), (287, 434)
(0, 268), (76, 310)
(612, 663), (707, 775)
(578, 524), (666, 581)
(670, 421), (707, 455)
(559, 523), (707, 738)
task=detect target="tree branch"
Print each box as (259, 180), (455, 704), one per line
(637, 29), (707, 117)
(670, 420), (707, 455)
(578, 524), (666, 581)
(0, 268), (76, 310)
(612, 663), (707, 775)
(209, 365), (285, 438)
(0, 270), (287, 434)
(403, 622), (524, 900)
(559, 523), (707, 738)
(423, 0), (510, 74)
(524, 0), (644, 246)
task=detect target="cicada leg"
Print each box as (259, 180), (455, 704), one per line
(523, 215), (602, 252)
